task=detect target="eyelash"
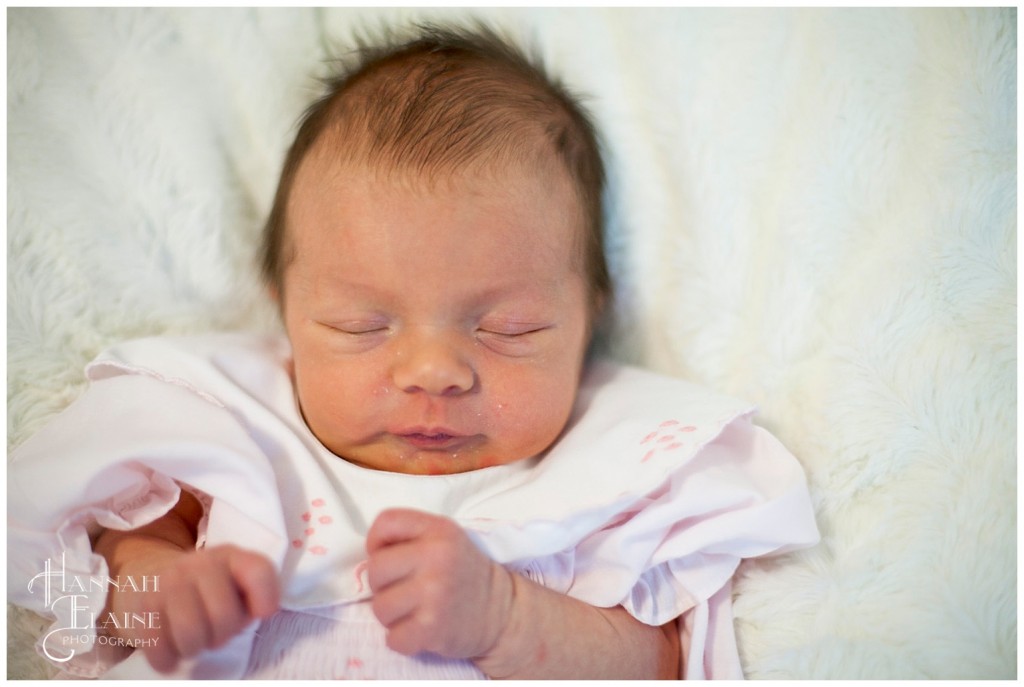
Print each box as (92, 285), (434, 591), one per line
(478, 326), (545, 337)
(321, 322), (549, 341)
(327, 322), (389, 336)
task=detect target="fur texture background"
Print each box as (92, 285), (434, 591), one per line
(7, 7), (1016, 679)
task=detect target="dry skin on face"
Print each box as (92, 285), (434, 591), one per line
(280, 152), (592, 475)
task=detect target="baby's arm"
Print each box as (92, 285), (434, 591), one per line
(92, 491), (280, 673)
(474, 571), (681, 679)
(366, 509), (680, 679)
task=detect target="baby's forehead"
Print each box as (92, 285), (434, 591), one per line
(299, 144), (582, 216)
(290, 150), (588, 265)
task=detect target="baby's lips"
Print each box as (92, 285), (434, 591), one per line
(397, 435), (471, 451)
(391, 426), (478, 451)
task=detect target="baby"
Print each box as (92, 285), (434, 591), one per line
(8, 22), (818, 681)
(97, 24), (670, 679)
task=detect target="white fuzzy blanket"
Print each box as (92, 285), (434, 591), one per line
(7, 7), (1016, 679)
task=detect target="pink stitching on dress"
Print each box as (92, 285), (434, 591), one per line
(639, 421), (699, 462)
(91, 361), (228, 408)
(354, 559), (369, 593)
(294, 498), (334, 556)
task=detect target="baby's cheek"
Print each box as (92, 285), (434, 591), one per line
(300, 365), (374, 431)
(492, 387), (574, 458)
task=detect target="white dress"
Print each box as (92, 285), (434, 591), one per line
(7, 333), (819, 680)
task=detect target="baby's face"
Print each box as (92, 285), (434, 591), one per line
(281, 156), (591, 475)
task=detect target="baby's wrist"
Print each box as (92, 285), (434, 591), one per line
(472, 568), (532, 678)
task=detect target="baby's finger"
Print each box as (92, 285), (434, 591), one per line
(382, 609), (439, 657)
(369, 570), (422, 628)
(141, 633), (181, 674)
(366, 541), (418, 592)
(227, 548), (281, 620)
(172, 585), (216, 659)
(366, 508), (443, 553)
(164, 582), (213, 661)
(134, 596), (179, 674)
(193, 565), (249, 648)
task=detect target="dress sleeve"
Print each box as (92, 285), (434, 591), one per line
(7, 371), (287, 678)
(565, 418), (819, 679)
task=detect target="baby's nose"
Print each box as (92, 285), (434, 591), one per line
(391, 332), (475, 396)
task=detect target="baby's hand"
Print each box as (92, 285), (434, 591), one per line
(109, 544), (280, 673)
(365, 509), (513, 659)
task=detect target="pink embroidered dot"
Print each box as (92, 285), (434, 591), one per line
(305, 528), (315, 536)
(311, 498), (325, 507)
(301, 512), (311, 522)
(640, 432), (657, 444)
(667, 443), (683, 451)
(642, 449), (656, 463)
(347, 657), (364, 669)
(318, 515), (333, 525)
(658, 435), (674, 443)
(660, 420), (679, 427)
(681, 426), (697, 432)
(291, 539), (302, 548)
(309, 545), (327, 555)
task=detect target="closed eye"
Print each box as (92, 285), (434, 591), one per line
(477, 325), (550, 338)
(321, 321), (389, 336)
(475, 325), (552, 356)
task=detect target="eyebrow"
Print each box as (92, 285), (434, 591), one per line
(300, 273), (566, 312)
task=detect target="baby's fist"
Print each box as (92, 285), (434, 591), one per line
(118, 544), (280, 673)
(365, 509), (513, 659)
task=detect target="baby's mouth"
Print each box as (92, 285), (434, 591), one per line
(394, 429), (474, 451)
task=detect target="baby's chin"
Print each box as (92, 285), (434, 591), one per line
(336, 446), (531, 476)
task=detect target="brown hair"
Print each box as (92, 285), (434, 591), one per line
(261, 23), (610, 316)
